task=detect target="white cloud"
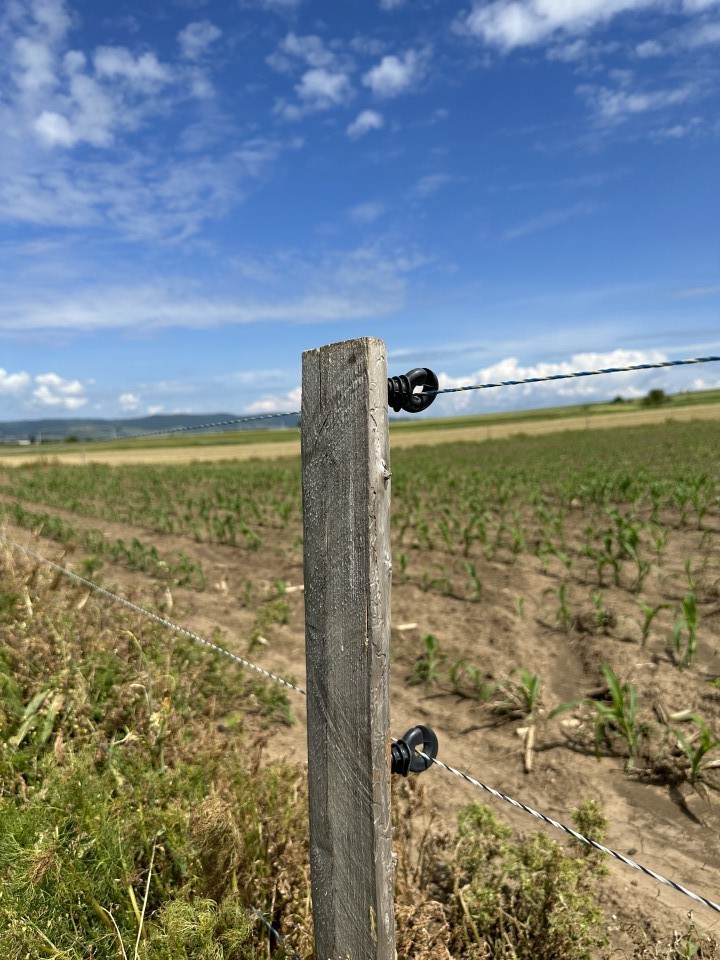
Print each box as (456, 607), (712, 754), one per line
(683, 0), (720, 10)
(177, 20), (222, 60)
(119, 392), (141, 411)
(578, 80), (694, 122)
(33, 372), (87, 410)
(362, 49), (427, 97)
(93, 46), (172, 86)
(278, 67), (353, 117)
(348, 201), (385, 223)
(245, 386), (301, 414)
(636, 39), (664, 56)
(270, 33), (354, 117)
(436, 349), (675, 413)
(379, 0), (406, 8)
(460, 0), (670, 51)
(347, 108), (384, 138)
(35, 109), (76, 146)
(0, 369), (31, 394)
(685, 19), (720, 44)
(297, 68), (351, 105)
(279, 32), (336, 68)
(146, 405), (164, 415)
(13, 36), (56, 91)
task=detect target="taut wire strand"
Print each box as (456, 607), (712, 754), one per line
(0, 536), (307, 699)
(415, 748), (720, 916)
(429, 356), (720, 395)
(40, 410), (302, 446)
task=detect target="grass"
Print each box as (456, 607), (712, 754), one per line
(0, 543), (308, 959)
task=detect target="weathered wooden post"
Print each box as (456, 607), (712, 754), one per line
(301, 338), (395, 960)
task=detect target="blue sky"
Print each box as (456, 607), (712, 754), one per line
(0, 0), (718, 421)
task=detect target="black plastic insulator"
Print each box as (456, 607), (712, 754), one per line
(387, 368), (439, 414)
(391, 725), (439, 776)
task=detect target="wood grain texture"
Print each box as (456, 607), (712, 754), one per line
(301, 338), (395, 960)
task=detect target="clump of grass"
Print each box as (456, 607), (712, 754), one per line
(0, 546), (308, 958)
(446, 802), (607, 960)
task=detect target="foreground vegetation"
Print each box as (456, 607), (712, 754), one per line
(4, 546), (715, 958)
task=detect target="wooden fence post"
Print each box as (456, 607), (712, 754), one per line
(301, 338), (395, 960)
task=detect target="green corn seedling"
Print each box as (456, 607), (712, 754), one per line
(408, 634), (447, 690)
(675, 714), (720, 786)
(671, 593), (699, 668)
(636, 600), (670, 647)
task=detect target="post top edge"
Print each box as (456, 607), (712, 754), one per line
(302, 337), (386, 360)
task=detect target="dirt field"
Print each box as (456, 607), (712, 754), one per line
(1, 400), (717, 467)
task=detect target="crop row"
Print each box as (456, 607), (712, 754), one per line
(0, 502), (206, 588)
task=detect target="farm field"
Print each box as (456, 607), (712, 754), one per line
(0, 395), (718, 468)
(2, 417), (720, 957)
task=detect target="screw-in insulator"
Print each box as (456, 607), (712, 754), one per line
(387, 368), (439, 414)
(391, 725), (439, 776)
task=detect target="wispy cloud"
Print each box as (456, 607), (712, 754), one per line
(503, 201), (599, 240)
(672, 283), (720, 297)
(177, 20), (222, 61)
(347, 201), (386, 223)
(578, 78), (695, 123)
(410, 172), (456, 199)
(0, 242), (427, 333)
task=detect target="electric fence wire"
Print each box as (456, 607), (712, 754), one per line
(43, 410), (302, 446)
(413, 747), (720, 916)
(21, 355), (720, 445)
(4, 535), (719, 920)
(249, 905), (302, 960)
(0, 535), (307, 699)
(428, 355), (720, 396)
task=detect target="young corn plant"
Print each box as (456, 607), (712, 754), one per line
(591, 592), (615, 634)
(551, 664), (644, 771)
(450, 659), (496, 702)
(408, 634), (447, 690)
(592, 664), (643, 770)
(463, 562), (482, 603)
(635, 599), (670, 648)
(670, 593), (699, 668)
(674, 714), (720, 787)
(543, 584), (572, 633)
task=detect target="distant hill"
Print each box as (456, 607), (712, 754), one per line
(0, 412), (300, 443)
